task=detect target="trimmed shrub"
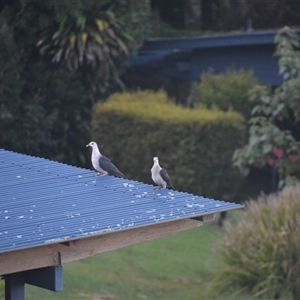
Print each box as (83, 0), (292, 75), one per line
(188, 69), (258, 119)
(212, 185), (300, 299)
(91, 90), (246, 200)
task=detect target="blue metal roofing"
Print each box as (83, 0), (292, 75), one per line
(129, 28), (300, 86)
(133, 29), (300, 56)
(0, 149), (243, 254)
(140, 29), (285, 51)
(130, 29), (281, 68)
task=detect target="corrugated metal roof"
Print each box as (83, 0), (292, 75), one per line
(129, 29), (300, 86)
(137, 29), (300, 52)
(130, 29), (280, 67)
(0, 149), (243, 254)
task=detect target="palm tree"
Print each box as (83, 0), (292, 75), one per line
(37, 8), (134, 97)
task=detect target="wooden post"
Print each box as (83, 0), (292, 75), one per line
(3, 266), (63, 300)
(4, 273), (25, 300)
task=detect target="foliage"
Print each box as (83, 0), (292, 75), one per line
(37, 6), (133, 95)
(233, 27), (300, 189)
(211, 0), (300, 31)
(188, 68), (258, 119)
(148, 0), (300, 33)
(115, 0), (154, 45)
(0, 38), (90, 165)
(212, 184), (300, 299)
(23, 64), (91, 165)
(148, 15), (207, 38)
(0, 0), (154, 166)
(91, 90), (246, 200)
(0, 27), (58, 156)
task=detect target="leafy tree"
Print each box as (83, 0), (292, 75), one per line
(210, 0), (300, 31)
(233, 27), (300, 189)
(0, 0), (153, 166)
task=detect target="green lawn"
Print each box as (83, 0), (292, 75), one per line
(14, 221), (223, 300)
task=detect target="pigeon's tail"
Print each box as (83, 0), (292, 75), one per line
(113, 170), (126, 179)
(159, 168), (174, 190)
(167, 184), (174, 190)
(99, 155), (125, 179)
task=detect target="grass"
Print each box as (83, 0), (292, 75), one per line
(13, 221), (223, 300)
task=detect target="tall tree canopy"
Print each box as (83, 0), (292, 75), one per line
(151, 0), (300, 32)
(0, 0), (152, 166)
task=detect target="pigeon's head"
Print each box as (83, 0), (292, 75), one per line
(153, 157), (159, 163)
(86, 141), (97, 149)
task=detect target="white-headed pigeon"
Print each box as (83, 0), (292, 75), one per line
(151, 156), (174, 189)
(86, 141), (125, 178)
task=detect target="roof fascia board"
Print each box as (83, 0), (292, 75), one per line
(141, 29), (300, 51)
(0, 218), (203, 275)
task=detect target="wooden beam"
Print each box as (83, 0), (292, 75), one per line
(0, 218), (201, 275)
(24, 266), (63, 292)
(192, 213), (215, 222)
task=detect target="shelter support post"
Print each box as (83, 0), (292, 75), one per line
(3, 266), (63, 300)
(4, 272), (24, 300)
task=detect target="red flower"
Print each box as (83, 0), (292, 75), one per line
(267, 158), (275, 166)
(289, 154), (298, 162)
(273, 147), (284, 158)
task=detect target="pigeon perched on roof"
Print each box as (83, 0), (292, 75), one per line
(151, 156), (174, 189)
(86, 141), (125, 178)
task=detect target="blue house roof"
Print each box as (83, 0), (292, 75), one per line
(0, 149), (242, 254)
(139, 29), (279, 51)
(130, 28), (300, 86)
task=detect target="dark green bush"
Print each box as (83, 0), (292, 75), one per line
(91, 90), (246, 200)
(212, 185), (300, 299)
(188, 69), (258, 119)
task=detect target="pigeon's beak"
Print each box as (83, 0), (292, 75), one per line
(86, 144), (90, 148)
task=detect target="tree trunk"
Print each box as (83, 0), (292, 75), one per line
(184, 0), (202, 30)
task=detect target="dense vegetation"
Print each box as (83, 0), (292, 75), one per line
(152, 0), (300, 32)
(1, 1), (300, 298)
(234, 27), (300, 189)
(0, 0), (152, 167)
(213, 184), (300, 299)
(1, 0), (300, 169)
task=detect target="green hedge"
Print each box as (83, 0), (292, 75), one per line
(91, 90), (246, 200)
